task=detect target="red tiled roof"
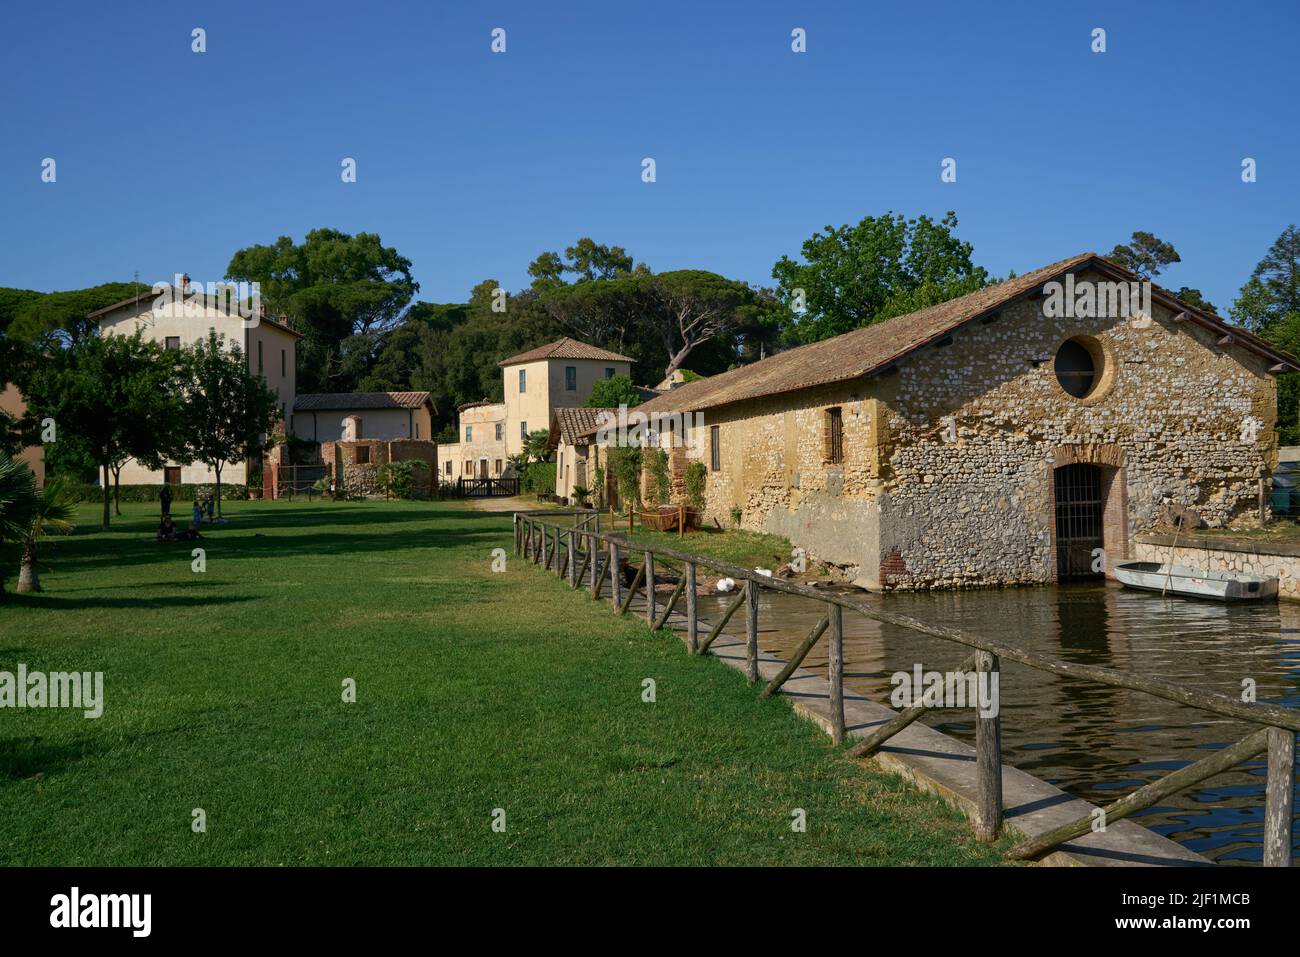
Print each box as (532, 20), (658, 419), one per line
(294, 391), (435, 413)
(631, 253), (1300, 418)
(499, 337), (634, 367)
(549, 407), (618, 447)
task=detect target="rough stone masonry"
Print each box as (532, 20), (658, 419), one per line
(635, 257), (1293, 592)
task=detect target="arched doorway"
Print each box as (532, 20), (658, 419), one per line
(1054, 463), (1104, 578)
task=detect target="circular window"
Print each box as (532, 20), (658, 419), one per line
(1054, 338), (1100, 399)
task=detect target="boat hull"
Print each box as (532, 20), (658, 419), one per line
(1113, 561), (1278, 602)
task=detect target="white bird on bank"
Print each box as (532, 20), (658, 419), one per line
(716, 577), (736, 593)
(754, 567), (773, 578)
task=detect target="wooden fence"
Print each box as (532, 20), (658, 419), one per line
(514, 509), (1298, 865)
(458, 477), (520, 498)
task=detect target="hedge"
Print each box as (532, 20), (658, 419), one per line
(63, 482), (250, 503)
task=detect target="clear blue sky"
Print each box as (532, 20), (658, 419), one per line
(1, 0), (1296, 314)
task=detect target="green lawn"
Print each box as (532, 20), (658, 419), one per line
(0, 500), (1003, 866)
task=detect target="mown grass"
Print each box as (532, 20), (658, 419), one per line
(0, 500), (1003, 866)
(620, 521), (801, 573)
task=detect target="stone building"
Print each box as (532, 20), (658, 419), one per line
(549, 407), (618, 503)
(628, 253), (1299, 591)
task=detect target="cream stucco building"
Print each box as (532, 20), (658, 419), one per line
(438, 401), (509, 482)
(499, 338), (632, 456)
(93, 279), (301, 485)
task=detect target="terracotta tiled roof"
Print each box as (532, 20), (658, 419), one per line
(499, 337), (634, 366)
(294, 391), (435, 413)
(88, 285), (304, 338)
(630, 253), (1300, 418)
(550, 407), (618, 447)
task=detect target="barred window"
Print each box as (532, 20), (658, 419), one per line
(825, 407), (844, 464)
(710, 425), (721, 471)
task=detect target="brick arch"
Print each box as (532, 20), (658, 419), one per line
(1049, 443), (1129, 580)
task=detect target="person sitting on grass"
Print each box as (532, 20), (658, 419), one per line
(179, 520), (203, 542)
(155, 516), (178, 542)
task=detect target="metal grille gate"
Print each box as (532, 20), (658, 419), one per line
(1054, 463), (1103, 579)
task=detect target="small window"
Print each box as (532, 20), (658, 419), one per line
(164, 336), (180, 351)
(445, 460), (452, 475)
(1054, 338), (1099, 399)
(257, 341), (263, 374)
(518, 369), (526, 393)
(464, 459), (472, 474)
(415, 423), (420, 439)
(520, 421), (527, 439)
(495, 423), (502, 441)
(281, 349), (286, 377)
(494, 459), (502, 475)
(710, 425), (721, 471)
(605, 367), (615, 379)
(565, 366), (577, 390)
(825, 407), (844, 464)
(465, 425), (473, 442)
(355, 446), (371, 465)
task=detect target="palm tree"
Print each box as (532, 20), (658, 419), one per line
(0, 453), (38, 599)
(17, 476), (78, 593)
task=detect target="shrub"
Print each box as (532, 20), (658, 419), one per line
(380, 460), (431, 499)
(685, 461), (707, 510)
(644, 448), (670, 506)
(521, 461), (556, 494)
(730, 504), (743, 527)
(572, 484), (590, 506)
(606, 447), (641, 508)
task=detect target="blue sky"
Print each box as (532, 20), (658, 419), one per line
(1, 0), (1296, 314)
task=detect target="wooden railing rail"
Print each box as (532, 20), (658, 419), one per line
(512, 510), (1298, 864)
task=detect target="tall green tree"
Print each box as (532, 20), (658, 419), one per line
(772, 211), (989, 344)
(0, 282), (150, 346)
(1233, 226), (1300, 443)
(179, 332), (281, 517)
(225, 229), (418, 393)
(24, 332), (185, 528)
(585, 373), (642, 408)
(1231, 225), (1300, 334)
(1108, 231), (1181, 279)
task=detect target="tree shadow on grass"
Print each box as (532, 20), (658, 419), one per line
(45, 525), (511, 576)
(2, 594), (258, 611)
(0, 736), (103, 781)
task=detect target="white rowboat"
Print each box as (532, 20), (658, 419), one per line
(1113, 561), (1278, 602)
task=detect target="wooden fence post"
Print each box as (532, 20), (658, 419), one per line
(644, 551), (656, 625)
(685, 561), (698, 653)
(745, 577), (760, 685)
(588, 532), (598, 595)
(609, 542), (622, 609)
(975, 651), (1003, 843)
(828, 603), (845, 745)
(1265, 726), (1296, 867)
(567, 530), (577, 585)
(534, 524), (543, 565)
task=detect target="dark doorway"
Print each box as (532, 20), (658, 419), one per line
(1054, 463), (1103, 578)
(164, 466), (182, 486)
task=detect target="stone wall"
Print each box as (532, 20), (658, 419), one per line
(321, 439), (437, 496)
(654, 267), (1278, 591)
(1133, 533), (1300, 600)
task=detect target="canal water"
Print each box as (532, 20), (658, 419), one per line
(699, 582), (1300, 864)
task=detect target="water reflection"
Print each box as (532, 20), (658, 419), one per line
(699, 582), (1300, 864)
